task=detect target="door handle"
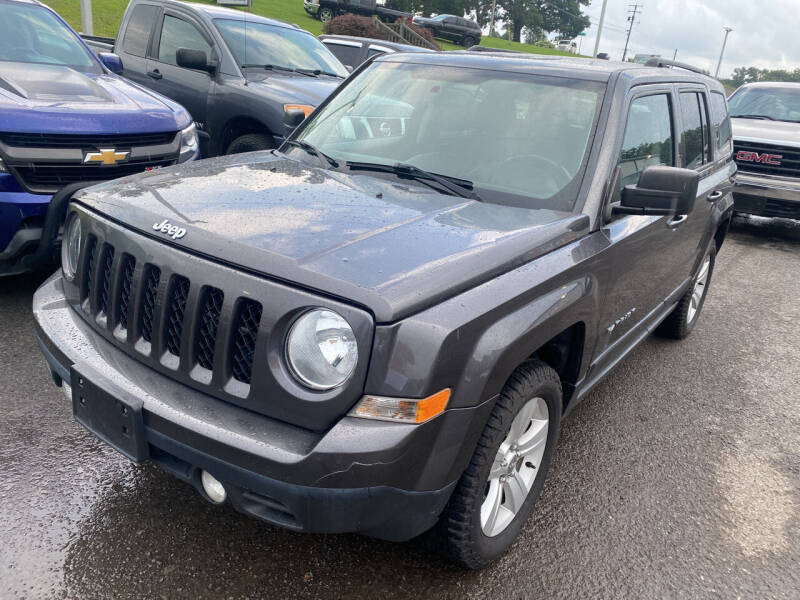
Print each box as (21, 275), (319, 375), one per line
(707, 190), (723, 201)
(667, 214), (688, 228)
(147, 69), (162, 80)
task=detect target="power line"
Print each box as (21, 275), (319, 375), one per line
(622, 4), (642, 62)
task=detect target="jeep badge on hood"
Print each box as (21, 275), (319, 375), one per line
(153, 219), (187, 240)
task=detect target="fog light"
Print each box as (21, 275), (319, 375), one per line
(201, 470), (227, 504)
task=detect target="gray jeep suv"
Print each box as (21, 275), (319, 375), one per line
(33, 54), (734, 568)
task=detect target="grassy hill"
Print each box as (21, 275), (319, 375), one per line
(46, 0), (579, 57)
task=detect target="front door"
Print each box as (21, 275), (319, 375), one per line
(145, 11), (214, 131)
(590, 86), (688, 375)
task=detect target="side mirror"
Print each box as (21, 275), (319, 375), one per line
(176, 48), (215, 73)
(99, 52), (123, 74)
(615, 166), (699, 216)
(345, 65), (354, 73)
(284, 109), (307, 129)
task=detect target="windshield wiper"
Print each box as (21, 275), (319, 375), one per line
(282, 139), (339, 168)
(731, 114), (775, 121)
(240, 64), (318, 77)
(346, 161), (482, 201)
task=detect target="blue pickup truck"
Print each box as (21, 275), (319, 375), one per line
(0, 0), (198, 276)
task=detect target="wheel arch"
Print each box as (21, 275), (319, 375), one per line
(218, 116), (274, 155)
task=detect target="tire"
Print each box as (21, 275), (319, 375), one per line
(656, 244), (716, 339)
(437, 360), (562, 569)
(318, 7), (334, 23)
(225, 133), (273, 155)
(463, 36), (476, 48)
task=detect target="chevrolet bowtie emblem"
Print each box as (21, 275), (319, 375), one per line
(83, 148), (130, 165)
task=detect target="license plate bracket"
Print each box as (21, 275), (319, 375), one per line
(71, 364), (148, 462)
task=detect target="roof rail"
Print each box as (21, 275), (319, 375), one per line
(644, 57), (710, 76)
(467, 45), (522, 53)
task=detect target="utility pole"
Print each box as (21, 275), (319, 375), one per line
(715, 27), (733, 78)
(489, 0), (497, 38)
(592, 0), (608, 58)
(673, 48), (678, 60)
(621, 3), (642, 62)
(80, 0), (93, 35)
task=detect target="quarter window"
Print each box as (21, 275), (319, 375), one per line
(324, 42), (361, 68)
(157, 15), (211, 66)
(618, 94), (674, 189)
(122, 4), (158, 58)
(709, 92), (732, 157)
(679, 92), (711, 169)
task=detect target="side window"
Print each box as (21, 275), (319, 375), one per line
(679, 92), (710, 169)
(618, 94), (674, 190)
(709, 91), (733, 157)
(157, 15), (211, 66)
(367, 47), (388, 59)
(122, 4), (158, 57)
(324, 42), (361, 68)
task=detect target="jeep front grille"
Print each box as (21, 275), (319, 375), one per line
(77, 240), (262, 388)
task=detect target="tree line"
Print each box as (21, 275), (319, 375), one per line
(722, 66), (800, 89)
(386, 0), (590, 43)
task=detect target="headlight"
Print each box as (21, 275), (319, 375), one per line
(286, 309), (358, 390)
(61, 211), (82, 281)
(0, 157), (7, 173)
(178, 123), (198, 162)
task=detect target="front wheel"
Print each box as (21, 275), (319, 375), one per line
(318, 7), (335, 22)
(657, 245), (716, 339)
(225, 133), (273, 155)
(437, 360), (562, 569)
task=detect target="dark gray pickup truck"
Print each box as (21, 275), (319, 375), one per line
(34, 53), (734, 569)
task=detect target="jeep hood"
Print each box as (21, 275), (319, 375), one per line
(76, 154), (588, 322)
(731, 117), (800, 147)
(0, 62), (190, 134)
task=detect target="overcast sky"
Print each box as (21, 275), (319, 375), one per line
(574, 0), (797, 77)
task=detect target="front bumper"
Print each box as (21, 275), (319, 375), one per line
(733, 171), (800, 219)
(34, 273), (490, 540)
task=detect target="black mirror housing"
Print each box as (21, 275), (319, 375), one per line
(618, 166), (699, 216)
(284, 109), (306, 129)
(176, 48), (214, 73)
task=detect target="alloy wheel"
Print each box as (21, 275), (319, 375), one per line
(480, 397), (549, 537)
(687, 255), (711, 323)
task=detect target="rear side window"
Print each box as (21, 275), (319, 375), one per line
(618, 94), (674, 189)
(324, 42), (361, 68)
(122, 4), (158, 57)
(157, 15), (212, 66)
(709, 92), (732, 157)
(679, 92), (711, 169)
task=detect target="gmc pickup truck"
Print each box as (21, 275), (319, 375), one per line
(34, 54), (734, 568)
(0, 0), (197, 276)
(729, 81), (800, 219)
(89, 0), (347, 157)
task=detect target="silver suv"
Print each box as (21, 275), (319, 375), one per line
(729, 82), (800, 219)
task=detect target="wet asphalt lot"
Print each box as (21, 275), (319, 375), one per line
(1, 216), (798, 599)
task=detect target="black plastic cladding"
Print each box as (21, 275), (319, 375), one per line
(65, 205), (374, 432)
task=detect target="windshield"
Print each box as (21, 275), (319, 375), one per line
(215, 19), (347, 77)
(728, 86), (800, 123)
(0, 1), (99, 71)
(295, 61), (604, 211)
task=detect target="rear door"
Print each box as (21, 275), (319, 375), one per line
(145, 9), (215, 128)
(117, 2), (160, 86)
(673, 87), (733, 278)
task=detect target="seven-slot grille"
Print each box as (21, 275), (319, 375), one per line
(78, 237), (263, 387)
(733, 140), (800, 178)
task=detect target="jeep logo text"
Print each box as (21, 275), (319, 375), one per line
(152, 219), (187, 240)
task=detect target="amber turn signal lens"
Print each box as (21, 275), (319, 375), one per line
(284, 104), (315, 118)
(349, 389), (451, 424)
